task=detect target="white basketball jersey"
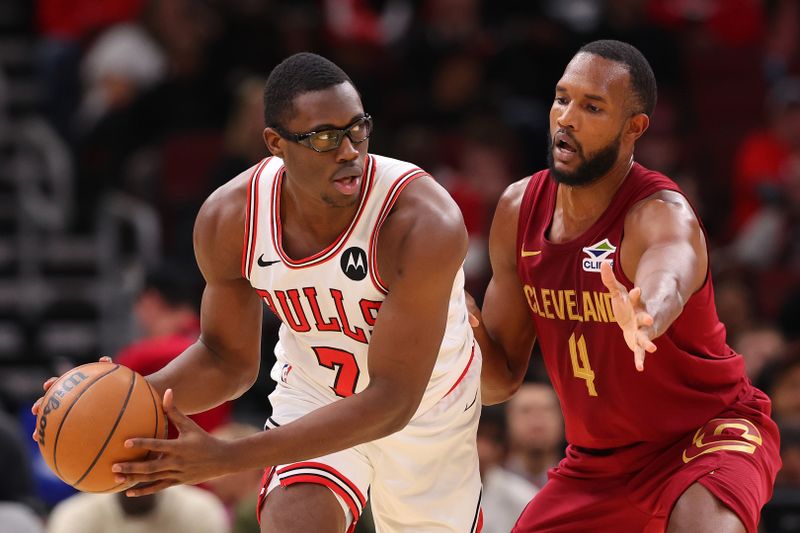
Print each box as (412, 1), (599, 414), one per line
(243, 154), (475, 419)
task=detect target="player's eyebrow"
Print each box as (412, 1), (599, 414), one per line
(307, 113), (365, 132)
(555, 85), (608, 103)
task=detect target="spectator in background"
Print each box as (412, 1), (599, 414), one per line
(477, 405), (537, 533)
(732, 324), (787, 382)
(46, 485), (230, 533)
(729, 77), (800, 237)
(0, 410), (43, 533)
(765, 357), (800, 426)
(115, 264), (232, 437)
(504, 382), (564, 489)
(208, 76), (269, 193)
(77, 22), (166, 134)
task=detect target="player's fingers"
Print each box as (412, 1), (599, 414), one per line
(113, 457), (177, 476)
(125, 479), (177, 498)
(32, 429), (38, 442)
(31, 397), (42, 415)
(43, 377), (58, 391)
(599, 261), (622, 295)
(634, 347), (645, 372)
(162, 389), (194, 431)
(124, 437), (174, 453)
(629, 287), (644, 309)
(637, 312), (654, 327)
(636, 331), (658, 355)
(98, 356), (112, 363)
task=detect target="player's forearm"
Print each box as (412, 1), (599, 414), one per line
(475, 325), (529, 405)
(636, 269), (685, 339)
(146, 340), (259, 414)
(225, 383), (418, 471)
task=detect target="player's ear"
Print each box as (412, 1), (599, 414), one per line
(626, 113), (649, 142)
(263, 127), (285, 157)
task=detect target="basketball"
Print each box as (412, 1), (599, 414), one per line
(36, 362), (167, 493)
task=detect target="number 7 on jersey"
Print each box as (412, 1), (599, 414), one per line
(312, 346), (360, 397)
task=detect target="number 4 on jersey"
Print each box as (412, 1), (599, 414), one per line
(569, 333), (597, 396)
(313, 347), (360, 397)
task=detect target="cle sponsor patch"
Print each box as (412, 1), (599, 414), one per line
(581, 238), (616, 272)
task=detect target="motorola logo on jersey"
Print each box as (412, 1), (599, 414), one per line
(341, 247), (368, 281)
(581, 238), (616, 272)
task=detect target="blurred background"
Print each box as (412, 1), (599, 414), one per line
(0, 0), (799, 532)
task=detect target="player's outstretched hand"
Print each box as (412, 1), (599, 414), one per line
(31, 356), (113, 441)
(600, 261), (657, 372)
(112, 389), (230, 497)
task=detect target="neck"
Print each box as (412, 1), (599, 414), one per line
(560, 154), (633, 217)
(552, 154), (633, 242)
(280, 171), (360, 255)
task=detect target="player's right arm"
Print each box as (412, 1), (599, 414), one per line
(475, 178), (537, 405)
(144, 173), (264, 413)
(31, 172), (263, 434)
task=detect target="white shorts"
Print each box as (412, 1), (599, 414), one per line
(258, 348), (483, 533)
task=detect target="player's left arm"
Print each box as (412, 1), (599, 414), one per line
(113, 177), (469, 495)
(601, 190), (707, 371)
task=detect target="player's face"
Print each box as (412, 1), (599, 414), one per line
(266, 82), (369, 208)
(548, 53), (633, 187)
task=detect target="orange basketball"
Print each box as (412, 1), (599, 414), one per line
(36, 362), (167, 493)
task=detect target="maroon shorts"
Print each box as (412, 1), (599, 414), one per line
(512, 387), (781, 533)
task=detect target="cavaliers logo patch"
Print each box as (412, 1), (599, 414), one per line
(681, 418), (763, 464)
(341, 247), (368, 281)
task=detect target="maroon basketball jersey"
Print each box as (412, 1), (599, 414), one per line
(517, 163), (749, 449)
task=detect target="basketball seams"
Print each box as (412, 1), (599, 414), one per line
(51, 364), (123, 479)
(73, 368), (137, 488)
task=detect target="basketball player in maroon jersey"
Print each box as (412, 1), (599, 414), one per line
(471, 40), (781, 532)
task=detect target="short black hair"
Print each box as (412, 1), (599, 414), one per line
(577, 40), (657, 116)
(263, 52), (355, 128)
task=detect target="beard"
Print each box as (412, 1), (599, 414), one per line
(547, 131), (622, 187)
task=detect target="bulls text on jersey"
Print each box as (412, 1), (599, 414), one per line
(256, 287), (382, 344)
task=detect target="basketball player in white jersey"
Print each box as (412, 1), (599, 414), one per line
(33, 53), (483, 532)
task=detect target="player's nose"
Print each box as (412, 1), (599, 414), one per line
(335, 135), (360, 162)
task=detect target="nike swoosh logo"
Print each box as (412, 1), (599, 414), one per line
(464, 390), (478, 412)
(521, 249), (542, 257)
(257, 254), (281, 267)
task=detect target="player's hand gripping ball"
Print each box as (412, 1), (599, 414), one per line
(36, 362), (167, 493)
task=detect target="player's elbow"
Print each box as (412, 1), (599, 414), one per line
(481, 380), (522, 405)
(382, 407), (415, 435)
(368, 382), (420, 435)
(218, 355), (260, 401)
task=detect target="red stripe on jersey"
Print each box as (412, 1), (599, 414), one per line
(241, 158), (270, 280)
(271, 155), (377, 269)
(368, 168), (428, 293)
(281, 474), (362, 524)
(276, 461), (366, 509)
(476, 509), (484, 533)
(242, 157), (271, 279)
(443, 343), (475, 398)
(255, 466), (276, 526)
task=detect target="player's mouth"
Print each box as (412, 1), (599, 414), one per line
(554, 132), (579, 163)
(332, 167), (363, 195)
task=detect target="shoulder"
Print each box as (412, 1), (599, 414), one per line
(497, 176), (533, 218)
(390, 174), (468, 259)
(374, 157), (468, 280)
(194, 162), (259, 281)
(627, 189), (696, 228)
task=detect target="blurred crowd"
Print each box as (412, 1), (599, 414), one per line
(1, 0), (800, 531)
